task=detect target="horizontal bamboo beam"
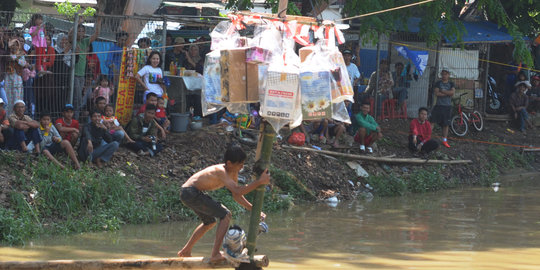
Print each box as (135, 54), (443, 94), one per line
(0, 255), (269, 269)
(234, 11), (317, 24)
(282, 145), (473, 165)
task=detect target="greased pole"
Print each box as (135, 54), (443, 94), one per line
(244, 1), (288, 268)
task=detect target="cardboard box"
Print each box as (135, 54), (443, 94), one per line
(220, 48), (259, 103)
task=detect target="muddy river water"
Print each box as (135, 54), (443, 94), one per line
(1, 176), (539, 269)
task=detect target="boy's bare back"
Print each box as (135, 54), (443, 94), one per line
(182, 164), (233, 191)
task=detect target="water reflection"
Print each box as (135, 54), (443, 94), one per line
(1, 177), (540, 269)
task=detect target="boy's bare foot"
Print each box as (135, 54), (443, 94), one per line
(177, 250), (191, 257)
(95, 158), (103, 168)
(209, 251), (226, 263)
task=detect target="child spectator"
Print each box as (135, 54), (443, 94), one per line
(409, 107), (438, 155)
(28, 14), (47, 73)
(80, 110), (120, 168)
(299, 119), (328, 144)
(5, 38), (27, 112)
(55, 104), (80, 147)
(137, 92), (166, 139)
(327, 119), (346, 148)
(41, 34), (55, 74)
(8, 100), (41, 153)
(126, 104), (162, 157)
(156, 97), (170, 131)
(93, 75), (113, 104)
(135, 51), (166, 103)
(354, 102), (382, 153)
(102, 104), (134, 143)
(93, 96), (107, 115)
(33, 111), (81, 170)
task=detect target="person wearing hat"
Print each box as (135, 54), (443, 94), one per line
(0, 98), (13, 148)
(527, 76), (540, 113)
(55, 104), (80, 147)
(510, 82), (533, 133)
(7, 100), (41, 153)
(164, 37), (187, 72)
(431, 69), (455, 148)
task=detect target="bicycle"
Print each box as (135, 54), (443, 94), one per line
(450, 92), (484, 136)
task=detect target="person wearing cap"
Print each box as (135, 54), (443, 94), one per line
(431, 69), (455, 148)
(7, 100), (41, 153)
(164, 37), (187, 71)
(510, 82), (533, 133)
(55, 104), (80, 147)
(0, 98), (14, 148)
(528, 76), (540, 113)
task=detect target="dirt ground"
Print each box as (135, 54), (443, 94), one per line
(1, 117), (539, 209)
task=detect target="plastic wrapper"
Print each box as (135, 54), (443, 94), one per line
(328, 48), (354, 103)
(201, 50), (224, 116)
(210, 21), (241, 51)
(332, 101), (351, 124)
(299, 70), (332, 120)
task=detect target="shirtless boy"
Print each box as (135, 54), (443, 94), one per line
(177, 144), (270, 262)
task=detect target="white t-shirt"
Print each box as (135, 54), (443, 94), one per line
(346, 63), (361, 86)
(138, 65), (164, 96)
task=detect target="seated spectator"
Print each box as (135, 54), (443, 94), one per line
(299, 119), (328, 144)
(510, 82), (533, 133)
(102, 104), (134, 144)
(409, 107), (439, 155)
(219, 110), (239, 126)
(528, 76), (540, 113)
(93, 96), (107, 116)
(354, 102), (382, 153)
(55, 104), (80, 147)
(8, 100), (41, 153)
(33, 111), (80, 170)
(80, 110), (120, 168)
(126, 104), (163, 157)
(137, 92), (166, 138)
(327, 119), (346, 148)
(392, 62), (409, 115)
(155, 97), (170, 131)
(0, 98), (14, 148)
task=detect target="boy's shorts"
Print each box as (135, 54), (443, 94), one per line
(354, 132), (375, 146)
(44, 142), (63, 155)
(180, 186), (229, 225)
(157, 117), (167, 126)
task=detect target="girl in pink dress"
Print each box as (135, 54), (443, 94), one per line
(29, 14), (47, 73)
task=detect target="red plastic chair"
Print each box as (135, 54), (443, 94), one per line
(393, 100), (407, 119)
(379, 99), (394, 120)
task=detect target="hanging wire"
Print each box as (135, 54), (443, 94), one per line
(337, 0), (436, 22)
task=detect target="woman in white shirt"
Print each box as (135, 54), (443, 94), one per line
(135, 51), (166, 103)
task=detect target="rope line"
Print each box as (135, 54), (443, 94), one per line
(337, 0), (435, 22)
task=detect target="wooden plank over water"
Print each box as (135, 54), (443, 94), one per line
(0, 255), (268, 269)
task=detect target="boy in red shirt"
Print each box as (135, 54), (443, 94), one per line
(55, 104), (80, 147)
(409, 107), (438, 154)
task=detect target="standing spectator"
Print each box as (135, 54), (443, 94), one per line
(135, 51), (166, 102)
(69, 15), (102, 118)
(5, 38), (27, 113)
(528, 76), (540, 113)
(55, 104), (80, 147)
(33, 111), (81, 170)
(34, 34), (56, 115)
(392, 62), (409, 116)
(409, 107), (438, 155)
(342, 49), (361, 103)
(8, 100), (41, 153)
(354, 101), (382, 153)
(184, 44), (204, 74)
(366, 59), (394, 117)
(431, 69), (455, 148)
(106, 31), (128, 88)
(510, 82), (533, 133)
(126, 104), (163, 157)
(53, 33), (73, 108)
(41, 34), (55, 73)
(28, 14), (47, 73)
(92, 75), (113, 105)
(80, 110), (120, 168)
(164, 37), (187, 71)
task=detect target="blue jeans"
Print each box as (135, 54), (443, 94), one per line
(393, 87), (408, 105)
(90, 140), (119, 162)
(517, 108), (529, 131)
(127, 140), (163, 157)
(11, 128), (42, 151)
(111, 130), (125, 143)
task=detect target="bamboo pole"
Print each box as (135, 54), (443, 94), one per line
(282, 145), (473, 165)
(0, 255), (269, 270)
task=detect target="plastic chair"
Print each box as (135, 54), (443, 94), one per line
(393, 100), (407, 119)
(379, 99), (393, 120)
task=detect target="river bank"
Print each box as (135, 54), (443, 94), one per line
(0, 119), (539, 244)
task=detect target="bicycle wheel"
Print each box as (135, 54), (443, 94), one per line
(471, 110), (484, 131)
(451, 114), (468, 136)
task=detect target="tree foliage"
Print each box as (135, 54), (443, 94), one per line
(55, 0), (96, 21)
